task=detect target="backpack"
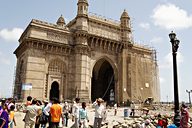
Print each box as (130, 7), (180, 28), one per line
(39, 113), (48, 124)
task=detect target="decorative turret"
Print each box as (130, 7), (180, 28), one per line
(76, 0), (89, 31)
(120, 10), (132, 43)
(77, 0), (89, 17)
(56, 15), (65, 27)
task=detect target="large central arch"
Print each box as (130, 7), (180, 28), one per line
(91, 58), (116, 104)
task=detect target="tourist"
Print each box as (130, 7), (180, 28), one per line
(9, 105), (16, 128)
(114, 103), (117, 116)
(62, 101), (70, 127)
(141, 119), (151, 128)
(35, 100), (43, 128)
(71, 97), (80, 128)
(23, 98), (41, 128)
(130, 101), (135, 117)
(79, 102), (89, 128)
(0, 105), (9, 128)
(50, 98), (62, 128)
(43, 98), (53, 128)
(93, 98), (105, 128)
(7, 98), (15, 111)
(40, 99), (49, 128)
(180, 103), (189, 128)
(26, 96), (32, 106)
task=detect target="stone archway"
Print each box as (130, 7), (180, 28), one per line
(91, 59), (115, 104)
(48, 59), (66, 100)
(49, 81), (59, 100)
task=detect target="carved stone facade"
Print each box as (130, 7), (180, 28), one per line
(14, 0), (160, 103)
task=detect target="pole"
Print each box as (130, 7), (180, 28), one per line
(169, 31), (180, 127)
(189, 92), (191, 105)
(186, 90), (192, 105)
(172, 52), (180, 127)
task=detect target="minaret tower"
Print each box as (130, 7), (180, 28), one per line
(73, 0), (90, 102)
(120, 10), (132, 43)
(76, 0), (89, 31)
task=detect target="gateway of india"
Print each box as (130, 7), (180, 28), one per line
(13, 0), (160, 103)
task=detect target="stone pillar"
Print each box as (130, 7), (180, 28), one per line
(74, 34), (90, 102)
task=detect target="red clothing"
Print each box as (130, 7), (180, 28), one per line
(180, 108), (189, 128)
(158, 119), (163, 126)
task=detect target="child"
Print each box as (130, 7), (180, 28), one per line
(79, 102), (89, 128)
(9, 105), (16, 128)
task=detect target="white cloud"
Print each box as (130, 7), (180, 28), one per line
(160, 52), (183, 69)
(150, 37), (163, 44)
(0, 28), (23, 42)
(152, 3), (192, 30)
(139, 23), (150, 30)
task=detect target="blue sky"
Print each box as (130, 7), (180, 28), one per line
(0, 0), (192, 102)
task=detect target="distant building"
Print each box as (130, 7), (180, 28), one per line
(13, 0), (160, 103)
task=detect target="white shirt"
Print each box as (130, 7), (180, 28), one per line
(72, 102), (80, 118)
(92, 102), (105, 118)
(43, 103), (52, 116)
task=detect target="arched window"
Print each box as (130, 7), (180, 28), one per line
(48, 59), (65, 74)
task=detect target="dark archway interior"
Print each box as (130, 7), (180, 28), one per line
(50, 81), (59, 100)
(91, 59), (115, 104)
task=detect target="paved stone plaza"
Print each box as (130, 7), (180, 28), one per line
(14, 106), (192, 128)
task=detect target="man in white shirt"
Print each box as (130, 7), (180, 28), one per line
(71, 97), (80, 128)
(92, 98), (105, 128)
(43, 99), (53, 128)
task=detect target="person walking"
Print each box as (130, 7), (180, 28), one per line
(130, 101), (135, 117)
(43, 99), (53, 128)
(114, 103), (117, 116)
(23, 98), (41, 128)
(9, 105), (16, 128)
(50, 98), (62, 128)
(180, 103), (189, 128)
(71, 98), (80, 128)
(40, 99), (49, 128)
(62, 102), (70, 127)
(0, 105), (9, 128)
(93, 98), (105, 128)
(79, 102), (89, 128)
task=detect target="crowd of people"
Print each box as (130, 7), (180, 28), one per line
(0, 98), (16, 128)
(0, 96), (191, 128)
(0, 96), (108, 128)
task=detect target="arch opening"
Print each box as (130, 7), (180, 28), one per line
(50, 81), (59, 100)
(91, 59), (115, 105)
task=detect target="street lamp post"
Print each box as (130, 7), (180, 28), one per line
(169, 31), (180, 127)
(186, 90), (192, 105)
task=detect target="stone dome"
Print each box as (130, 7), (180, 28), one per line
(56, 15), (65, 26)
(121, 9), (129, 19)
